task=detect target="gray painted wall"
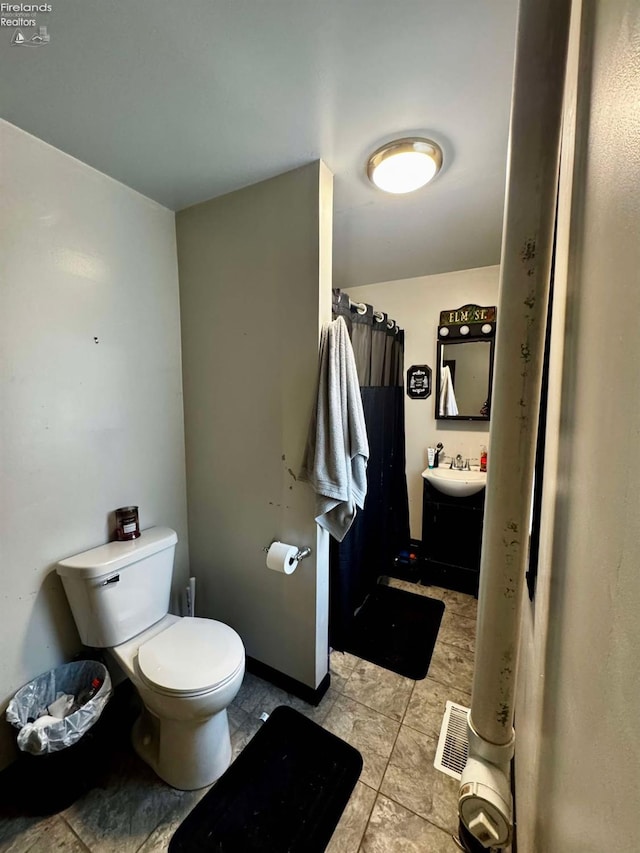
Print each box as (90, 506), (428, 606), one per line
(176, 162), (332, 689)
(515, 2), (640, 849)
(0, 121), (189, 770)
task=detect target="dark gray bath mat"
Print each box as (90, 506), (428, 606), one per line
(169, 705), (362, 853)
(345, 583), (445, 679)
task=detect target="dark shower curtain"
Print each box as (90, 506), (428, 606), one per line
(330, 289), (410, 650)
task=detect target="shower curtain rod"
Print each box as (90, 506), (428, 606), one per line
(347, 298), (397, 330)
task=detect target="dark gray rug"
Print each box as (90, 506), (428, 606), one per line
(345, 583), (445, 679)
(169, 705), (362, 853)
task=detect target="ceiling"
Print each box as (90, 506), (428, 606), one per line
(0, 0), (518, 288)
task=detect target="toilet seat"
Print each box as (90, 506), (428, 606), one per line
(137, 617), (245, 697)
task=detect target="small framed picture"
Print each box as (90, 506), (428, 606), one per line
(406, 364), (432, 399)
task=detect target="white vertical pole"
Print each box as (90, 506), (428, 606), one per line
(459, 0), (573, 847)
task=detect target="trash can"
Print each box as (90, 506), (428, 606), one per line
(5, 660), (113, 815)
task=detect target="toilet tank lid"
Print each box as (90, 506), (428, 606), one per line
(56, 527), (178, 579)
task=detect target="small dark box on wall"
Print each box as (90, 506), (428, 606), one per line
(406, 364), (432, 399)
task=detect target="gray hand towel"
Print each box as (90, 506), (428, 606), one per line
(299, 316), (369, 541)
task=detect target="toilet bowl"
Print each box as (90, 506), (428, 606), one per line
(112, 613), (244, 789)
(57, 527), (245, 790)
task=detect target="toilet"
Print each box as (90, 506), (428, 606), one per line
(56, 526), (245, 790)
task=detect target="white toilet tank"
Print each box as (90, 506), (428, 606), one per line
(57, 527), (178, 648)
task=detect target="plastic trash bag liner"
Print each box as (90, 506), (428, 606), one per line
(6, 660), (112, 755)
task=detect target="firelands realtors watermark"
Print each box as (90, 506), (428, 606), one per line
(2, 3), (52, 45)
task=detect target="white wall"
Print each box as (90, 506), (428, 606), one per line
(0, 121), (189, 770)
(349, 266), (499, 539)
(176, 162), (332, 690)
(515, 1), (640, 850)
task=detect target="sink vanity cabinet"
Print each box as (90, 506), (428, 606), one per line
(421, 478), (485, 596)
(420, 302), (495, 595)
(412, 302), (495, 594)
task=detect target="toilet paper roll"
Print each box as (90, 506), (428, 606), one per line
(266, 541), (299, 575)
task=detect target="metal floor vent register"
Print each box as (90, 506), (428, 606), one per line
(434, 701), (470, 780)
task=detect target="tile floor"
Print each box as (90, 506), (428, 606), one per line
(0, 577), (477, 853)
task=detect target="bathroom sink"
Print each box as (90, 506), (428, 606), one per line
(421, 467), (487, 498)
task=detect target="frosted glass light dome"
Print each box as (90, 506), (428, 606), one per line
(367, 138), (443, 194)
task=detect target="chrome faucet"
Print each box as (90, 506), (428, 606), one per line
(451, 454), (470, 471)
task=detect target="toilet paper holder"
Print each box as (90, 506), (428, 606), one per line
(262, 541), (312, 562)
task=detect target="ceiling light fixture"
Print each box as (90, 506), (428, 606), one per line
(367, 137), (443, 194)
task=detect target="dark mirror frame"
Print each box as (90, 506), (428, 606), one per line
(434, 304), (497, 422)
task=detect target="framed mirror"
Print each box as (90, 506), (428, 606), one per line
(435, 304), (496, 421)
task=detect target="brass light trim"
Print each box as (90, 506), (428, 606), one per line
(366, 137), (443, 194)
